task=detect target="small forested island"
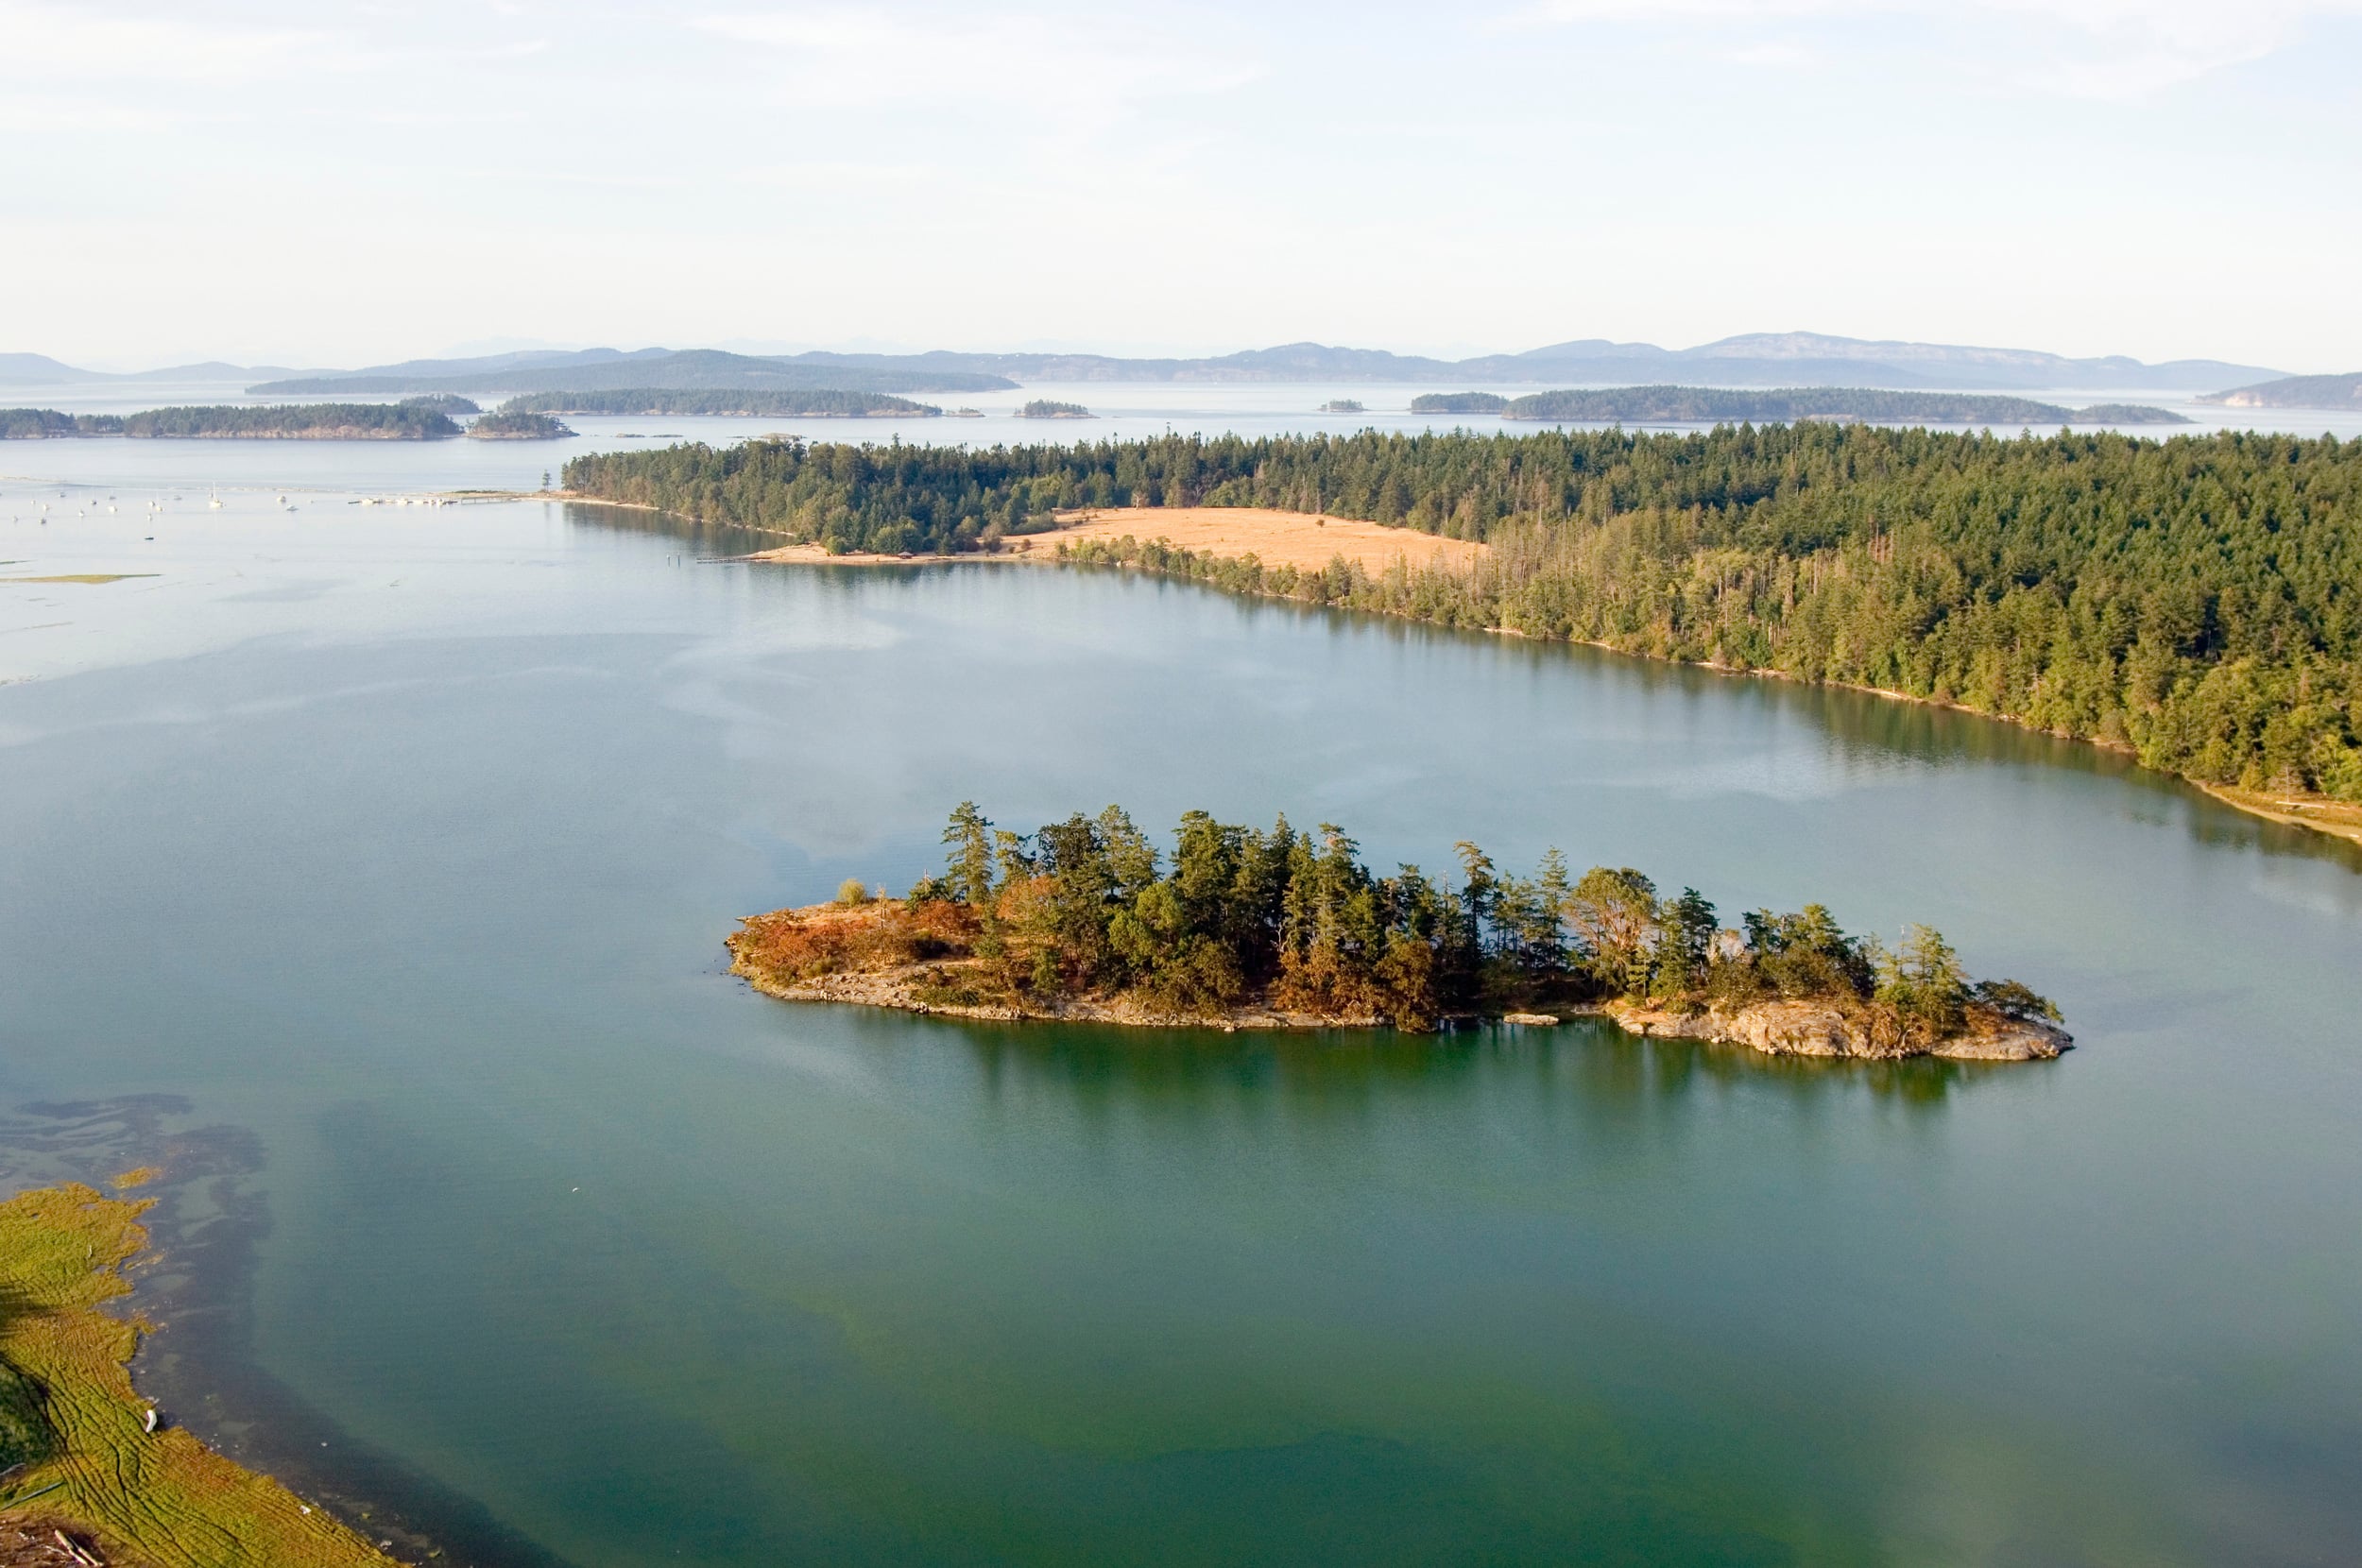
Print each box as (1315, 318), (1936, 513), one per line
(0, 1182), (399, 1566)
(400, 392), (482, 414)
(501, 388), (940, 418)
(1320, 400), (1365, 413)
(566, 424), (2362, 810)
(465, 409), (574, 440)
(1018, 400), (1093, 418)
(1499, 385), (2188, 425)
(730, 803), (2068, 1059)
(1411, 392), (1509, 415)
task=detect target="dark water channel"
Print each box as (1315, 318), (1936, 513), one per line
(1, 494), (2358, 1566)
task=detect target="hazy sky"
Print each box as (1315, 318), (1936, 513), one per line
(9, 0), (2359, 370)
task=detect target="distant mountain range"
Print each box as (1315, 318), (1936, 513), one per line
(771, 334), (2285, 393)
(2196, 371), (2362, 409)
(0, 333), (2297, 395)
(0, 351), (317, 385)
(248, 349), (1014, 398)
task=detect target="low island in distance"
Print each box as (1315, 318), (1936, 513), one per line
(728, 802), (2069, 1062)
(1018, 399), (1094, 419)
(1412, 385), (2187, 425)
(498, 387), (940, 418)
(2196, 370), (2362, 410)
(465, 409), (575, 440)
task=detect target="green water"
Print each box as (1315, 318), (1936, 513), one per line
(2, 495), (2358, 1565)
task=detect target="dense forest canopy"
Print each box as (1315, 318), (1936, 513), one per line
(1500, 386), (2188, 425)
(566, 424), (2362, 798)
(503, 388), (938, 418)
(738, 801), (2056, 1039)
(0, 408), (114, 438)
(401, 393), (482, 414)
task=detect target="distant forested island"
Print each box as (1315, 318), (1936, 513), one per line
(1412, 393), (1510, 415)
(503, 388), (939, 418)
(730, 802), (2066, 1057)
(1409, 387), (2187, 425)
(1018, 400), (1093, 419)
(1320, 400), (1365, 413)
(566, 426), (2362, 804)
(466, 409), (573, 440)
(2199, 372), (2362, 410)
(1, 403), (459, 439)
(1497, 386), (2188, 425)
(402, 392), (482, 414)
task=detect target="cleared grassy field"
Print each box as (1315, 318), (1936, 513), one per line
(1045, 506), (1486, 573)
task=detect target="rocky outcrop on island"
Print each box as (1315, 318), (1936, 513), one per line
(1603, 997), (2069, 1061)
(727, 899), (1386, 1030)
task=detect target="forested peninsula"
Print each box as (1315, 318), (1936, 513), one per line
(566, 425), (2362, 804)
(732, 803), (2067, 1059)
(1, 403), (459, 439)
(501, 388), (940, 418)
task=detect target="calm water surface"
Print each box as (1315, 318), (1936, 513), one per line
(2, 485), (2359, 1567)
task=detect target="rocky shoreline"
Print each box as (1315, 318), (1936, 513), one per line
(730, 920), (2069, 1061)
(733, 961), (1388, 1031)
(1602, 997), (2070, 1062)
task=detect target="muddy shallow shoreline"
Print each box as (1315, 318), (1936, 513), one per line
(0, 1099), (576, 1568)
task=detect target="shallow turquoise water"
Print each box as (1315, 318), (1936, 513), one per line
(2, 492), (2358, 1565)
